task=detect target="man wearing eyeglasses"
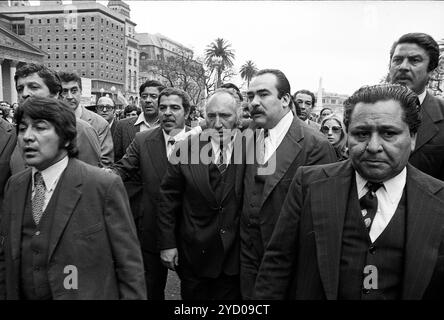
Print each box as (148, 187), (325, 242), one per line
(96, 96), (117, 136)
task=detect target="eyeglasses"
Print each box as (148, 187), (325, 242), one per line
(97, 105), (115, 111)
(321, 125), (342, 134)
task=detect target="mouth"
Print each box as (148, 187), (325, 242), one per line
(23, 146), (38, 156)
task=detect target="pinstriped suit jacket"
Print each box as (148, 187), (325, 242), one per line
(255, 160), (444, 300)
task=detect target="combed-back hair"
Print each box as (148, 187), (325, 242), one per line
(58, 71), (83, 91)
(14, 63), (62, 96)
(158, 87), (192, 114)
(255, 69), (291, 99)
(139, 80), (166, 96)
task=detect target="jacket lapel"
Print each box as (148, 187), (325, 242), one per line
(9, 169), (32, 261)
(47, 159), (82, 262)
(310, 160), (353, 300)
(261, 117), (302, 207)
(402, 164), (444, 299)
(0, 121), (13, 155)
(145, 127), (168, 181)
(413, 92), (443, 152)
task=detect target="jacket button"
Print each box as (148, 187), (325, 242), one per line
(369, 245), (376, 255)
(201, 249), (206, 254)
(35, 231), (41, 236)
(220, 229), (226, 234)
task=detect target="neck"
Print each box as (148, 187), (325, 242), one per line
(74, 105), (82, 119)
(165, 126), (185, 137)
(144, 113), (158, 124)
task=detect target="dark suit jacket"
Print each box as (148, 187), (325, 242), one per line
(0, 158), (146, 300)
(241, 116), (336, 250)
(113, 126), (189, 252)
(254, 160), (444, 300)
(158, 132), (245, 278)
(113, 117), (140, 162)
(409, 92), (444, 180)
(0, 118), (16, 208)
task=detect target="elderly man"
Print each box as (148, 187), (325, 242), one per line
(158, 89), (244, 300)
(389, 33), (444, 181)
(255, 84), (444, 300)
(0, 96), (146, 300)
(96, 96), (117, 136)
(112, 88), (192, 300)
(241, 69), (336, 299)
(58, 72), (114, 167)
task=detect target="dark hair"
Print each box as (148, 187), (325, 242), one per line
(124, 104), (138, 116)
(221, 82), (243, 101)
(14, 63), (62, 96)
(14, 96), (78, 157)
(139, 80), (166, 97)
(320, 107), (333, 117)
(158, 87), (192, 114)
(390, 33), (439, 72)
(343, 84), (421, 134)
(293, 89), (316, 106)
(58, 71), (82, 91)
(255, 69), (291, 99)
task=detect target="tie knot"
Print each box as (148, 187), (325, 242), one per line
(263, 129), (269, 138)
(366, 182), (383, 192)
(34, 171), (45, 187)
(168, 138), (175, 145)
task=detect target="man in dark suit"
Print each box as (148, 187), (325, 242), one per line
(96, 96), (118, 136)
(293, 89), (320, 130)
(112, 88), (192, 300)
(0, 117), (16, 210)
(113, 80), (166, 162)
(255, 84), (444, 300)
(158, 89), (245, 300)
(0, 96), (146, 300)
(389, 33), (444, 180)
(241, 69), (336, 299)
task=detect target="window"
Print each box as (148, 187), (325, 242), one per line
(82, 62), (85, 67)
(73, 45), (77, 50)
(73, 62), (77, 67)
(56, 54), (59, 59)
(91, 17), (94, 22)
(47, 45), (50, 50)
(82, 53), (86, 59)
(55, 28), (59, 33)
(30, 37), (33, 41)
(64, 54), (68, 59)
(90, 71), (95, 77)
(128, 57), (132, 65)
(56, 64), (60, 68)
(47, 29), (50, 33)
(73, 36), (77, 41)
(38, 19), (42, 24)
(65, 45), (68, 50)
(91, 63), (94, 68)
(90, 53), (95, 59)
(55, 38), (59, 42)
(91, 36), (95, 41)
(55, 46), (59, 51)
(65, 63), (68, 68)
(82, 37), (85, 41)
(64, 37), (68, 42)
(30, 19), (33, 24)
(73, 53), (76, 59)
(47, 19), (50, 24)
(82, 45), (86, 50)
(56, 19), (59, 23)
(82, 17), (86, 22)
(134, 59), (137, 67)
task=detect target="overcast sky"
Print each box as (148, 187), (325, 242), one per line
(32, 1), (444, 95)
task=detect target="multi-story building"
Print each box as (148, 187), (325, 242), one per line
(0, 0), (136, 104)
(314, 90), (349, 116)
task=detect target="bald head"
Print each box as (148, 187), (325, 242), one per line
(96, 96), (115, 123)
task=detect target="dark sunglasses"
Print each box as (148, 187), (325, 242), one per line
(96, 105), (115, 111)
(321, 125), (342, 134)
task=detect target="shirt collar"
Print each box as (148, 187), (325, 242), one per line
(417, 90), (427, 105)
(267, 111), (294, 143)
(134, 113), (159, 127)
(210, 132), (237, 154)
(355, 167), (407, 203)
(32, 156), (69, 192)
(162, 127), (186, 144)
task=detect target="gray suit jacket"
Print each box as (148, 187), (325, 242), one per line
(0, 118), (16, 208)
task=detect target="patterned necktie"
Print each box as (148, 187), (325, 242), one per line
(32, 171), (46, 225)
(216, 145), (228, 175)
(359, 182), (383, 231)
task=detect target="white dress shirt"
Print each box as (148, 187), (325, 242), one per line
(355, 167), (407, 242)
(162, 128), (187, 158)
(417, 90), (427, 105)
(259, 111), (294, 163)
(134, 113), (159, 132)
(31, 156), (69, 212)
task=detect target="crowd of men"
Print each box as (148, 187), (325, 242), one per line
(0, 32), (444, 300)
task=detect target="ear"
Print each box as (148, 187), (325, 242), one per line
(281, 93), (291, 109)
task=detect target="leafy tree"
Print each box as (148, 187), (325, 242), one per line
(239, 60), (258, 87)
(204, 38), (235, 88)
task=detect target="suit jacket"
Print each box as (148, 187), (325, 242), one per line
(80, 106), (114, 167)
(113, 126), (189, 252)
(307, 119), (321, 131)
(158, 132), (245, 278)
(241, 116), (336, 250)
(9, 118), (101, 175)
(113, 117), (140, 162)
(409, 92), (444, 181)
(254, 160), (444, 300)
(0, 118), (16, 208)
(0, 158), (146, 300)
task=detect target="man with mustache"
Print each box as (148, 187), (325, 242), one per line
(112, 88), (191, 300)
(241, 69), (336, 299)
(389, 32), (444, 180)
(293, 89), (320, 130)
(158, 89), (244, 300)
(59, 72), (114, 168)
(255, 84), (444, 300)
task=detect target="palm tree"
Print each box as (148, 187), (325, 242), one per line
(204, 38), (235, 88)
(240, 60), (258, 87)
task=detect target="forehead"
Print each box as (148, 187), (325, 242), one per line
(61, 80), (80, 89)
(393, 42), (429, 59)
(141, 86), (160, 95)
(295, 93), (313, 102)
(159, 94), (183, 107)
(16, 72), (47, 87)
(97, 97), (114, 105)
(248, 73), (279, 93)
(349, 100), (406, 127)
(324, 118), (341, 126)
(206, 93), (236, 113)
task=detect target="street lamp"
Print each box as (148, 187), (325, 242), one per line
(110, 86), (116, 100)
(100, 88), (105, 96)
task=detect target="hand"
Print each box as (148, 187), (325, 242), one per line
(160, 248), (179, 271)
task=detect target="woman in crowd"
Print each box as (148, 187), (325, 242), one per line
(320, 114), (348, 161)
(318, 107), (333, 124)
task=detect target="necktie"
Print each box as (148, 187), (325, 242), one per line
(258, 129), (269, 165)
(167, 138), (175, 158)
(32, 171), (46, 225)
(216, 145), (228, 175)
(168, 138), (175, 145)
(359, 182), (383, 231)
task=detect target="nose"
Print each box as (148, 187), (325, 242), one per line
(214, 115), (223, 130)
(164, 107), (172, 116)
(366, 133), (383, 153)
(22, 126), (35, 142)
(22, 86), (31, 99)
(399, 57), (410, 70)
(251, 95), (260, 107)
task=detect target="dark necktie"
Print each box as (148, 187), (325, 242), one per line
(217, 145), (228, 175)
(168, 138), (175, 145)
(32, 171), (46, 225)
(359, 182), (383, 231)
